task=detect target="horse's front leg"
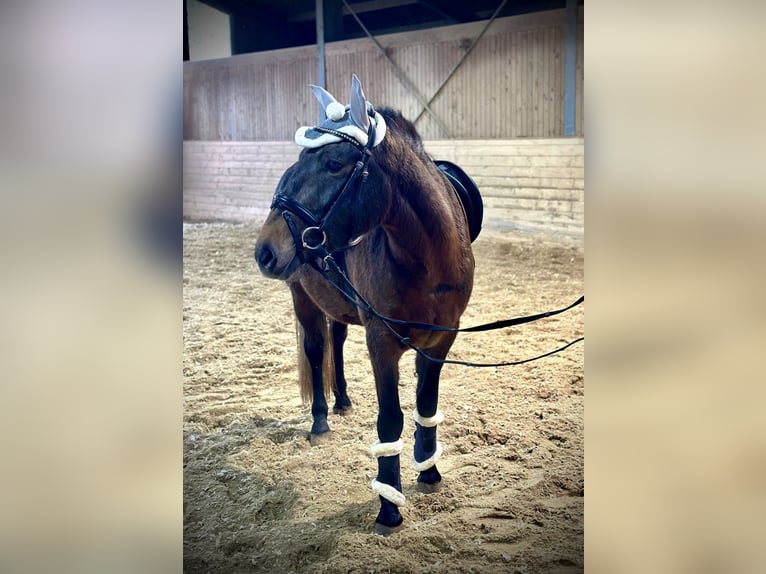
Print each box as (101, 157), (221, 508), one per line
(367, 329), (406, 534)
(412, 334), (456, 491)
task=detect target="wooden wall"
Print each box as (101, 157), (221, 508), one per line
(183, 141), (300, 222)
(183, 138), (583, 237)
(425, 139), (584, 235)
(183, 8), (584, 141)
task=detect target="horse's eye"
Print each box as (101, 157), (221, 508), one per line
(326, 159), (343, 173)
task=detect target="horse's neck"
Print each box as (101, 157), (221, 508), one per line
(380, 175), (465, 279)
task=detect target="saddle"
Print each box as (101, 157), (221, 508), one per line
(434, 160), (484, 243)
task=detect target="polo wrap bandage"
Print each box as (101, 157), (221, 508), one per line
(370, 479), (406, 507)
(412, 441), (443, 472)
(370, 440), (405, 506)
(370, 439), (403, 458)
(412, 408), (445, 471)
(412, 408), (444, 427)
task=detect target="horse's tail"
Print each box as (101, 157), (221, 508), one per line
(296, 317), (336, 403)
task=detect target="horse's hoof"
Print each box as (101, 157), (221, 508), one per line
(417, 466), (442, 489)
(373, 520), (403, 536)
(310, 417), (331, 435)
(308, 431), (332, 446)
(332, 396), (352, 414)
(416, 480), (442, 494)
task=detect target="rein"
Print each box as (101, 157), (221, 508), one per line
(271, 118), (583, 367)
(314, 250), (583, 368)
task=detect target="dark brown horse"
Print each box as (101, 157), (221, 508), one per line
(254, 76), (477, 534)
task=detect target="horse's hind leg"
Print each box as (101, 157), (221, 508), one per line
(290, 283), (331, 437)
(413, 334), (456, 492)
(330, 320), (352, 414)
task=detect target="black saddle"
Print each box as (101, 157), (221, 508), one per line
(435, 160), (483, 243)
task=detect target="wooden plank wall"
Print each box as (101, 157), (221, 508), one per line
(183, 138), (583, 237)
(183, 141), (300, 222)
(425, 139), (584, 235)
(184, 8), (584, 141)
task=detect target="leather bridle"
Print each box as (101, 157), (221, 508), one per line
(270, 121), (377, 269)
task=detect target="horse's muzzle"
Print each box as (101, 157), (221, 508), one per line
(255, 242), (279, 276)
(255, 240), (298, 280)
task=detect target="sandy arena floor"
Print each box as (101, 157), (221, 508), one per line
(183, 222), (584, 573)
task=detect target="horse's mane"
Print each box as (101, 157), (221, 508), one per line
(377, 107), (425, 153)
(372, 108), (469, 262)
(375, 107), (430, 166)
(373, 107), (438, 191)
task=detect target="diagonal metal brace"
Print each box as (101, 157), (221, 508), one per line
(341, 0), (451, 137)
(413, 0), (509, 126)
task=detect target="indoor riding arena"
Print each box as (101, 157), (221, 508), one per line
(184, 2), (584, 572)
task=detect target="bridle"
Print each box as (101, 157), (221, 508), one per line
(269, 116), (584, 367)
(270, 120), (377, 268)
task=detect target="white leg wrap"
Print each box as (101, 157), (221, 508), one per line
(413, 408), (444, 427)
(371, 479), (406, 506)
(412, 441), (443, 472)
(370, 439), (403, 458)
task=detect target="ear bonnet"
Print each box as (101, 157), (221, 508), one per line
(295, 74), (386, 149)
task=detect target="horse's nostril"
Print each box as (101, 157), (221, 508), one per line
(256, 244), (276, 271)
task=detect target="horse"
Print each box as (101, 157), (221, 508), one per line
(254, 75), (479, 534)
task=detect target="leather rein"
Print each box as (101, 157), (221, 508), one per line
(270, 120), (584, 367)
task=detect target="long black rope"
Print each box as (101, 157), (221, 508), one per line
(316, 253), (584, 368)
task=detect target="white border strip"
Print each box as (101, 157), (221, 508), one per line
(412, 441), (443, 472)
(413, 408), (444, 428)
(370, 439), (403, 458)
(370, 479), (406, 506)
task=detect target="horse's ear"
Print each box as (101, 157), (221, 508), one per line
(348, 74), (370, 132)
(310, 84), (339, 110)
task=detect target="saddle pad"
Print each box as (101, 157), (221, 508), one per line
(435, 160), (484, 243)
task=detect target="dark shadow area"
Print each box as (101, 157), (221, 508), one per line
(183, 418), (378, 574)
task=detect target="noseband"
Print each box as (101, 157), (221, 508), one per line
(271, 121), (377, 267)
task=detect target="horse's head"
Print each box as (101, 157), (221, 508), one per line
(256, 75), (389, 280)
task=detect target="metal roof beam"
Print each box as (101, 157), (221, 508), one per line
(289, 0), (418, 22)
(415, 1), (477, 23)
